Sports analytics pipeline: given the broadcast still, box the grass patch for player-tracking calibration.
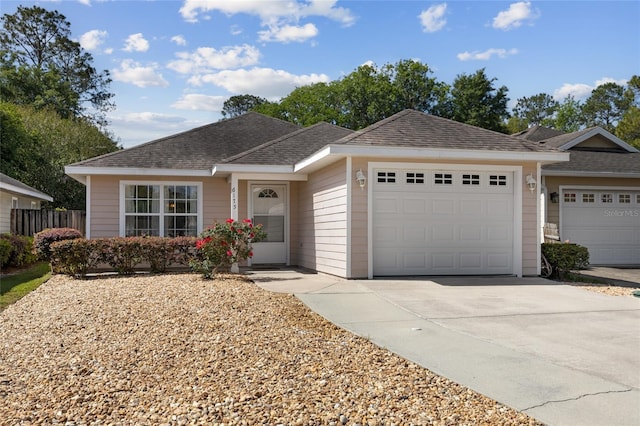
[0,262,51,311]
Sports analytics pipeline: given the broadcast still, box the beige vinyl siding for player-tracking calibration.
[350,157,370,278]
[297,159,348,277]
[522,164,539,276]
[88,175,229,238]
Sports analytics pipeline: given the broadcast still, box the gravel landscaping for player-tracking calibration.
[0,273,541,425]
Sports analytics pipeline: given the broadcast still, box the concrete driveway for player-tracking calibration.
[249,270,640,426]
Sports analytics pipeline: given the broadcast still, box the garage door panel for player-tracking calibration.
[373,169,514,276]
[561,189,639,265]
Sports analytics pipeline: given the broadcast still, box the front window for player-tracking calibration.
[123,183,200,237]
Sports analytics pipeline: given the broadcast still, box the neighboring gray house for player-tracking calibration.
[516,126,640,265]
[0,173,53,234]
[66,110,569,278]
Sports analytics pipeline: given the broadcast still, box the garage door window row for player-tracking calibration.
[376,170,510,190]
[563,191,640,205]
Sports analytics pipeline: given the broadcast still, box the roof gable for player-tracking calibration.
[513,125,566,142]
[531,126,638,152]
[223,122,354,165]
[68,112,300,171]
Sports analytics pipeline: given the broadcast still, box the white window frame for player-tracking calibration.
[11,197,18,209]
[119,181,203,237]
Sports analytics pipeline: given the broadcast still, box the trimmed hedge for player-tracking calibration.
[541,242,590,279]
[0,234,37,269]
[50,236,197,277]
[34,228,83,261]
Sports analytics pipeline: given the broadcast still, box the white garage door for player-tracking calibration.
[373,168,515,276]
[561,189,640,265]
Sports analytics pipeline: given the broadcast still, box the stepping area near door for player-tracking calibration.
[249,268,640,426]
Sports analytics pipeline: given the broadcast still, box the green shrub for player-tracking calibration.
[542,242,590,279]
[50,239,102,277]
[143,236,198,272]
[0,238,12,268]
[190,219,266,279]
[0,234,36,268]
[99,237,146,275]
[33,228,83,261]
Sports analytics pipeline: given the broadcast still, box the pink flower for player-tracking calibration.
[226,218,234,224]
[226,250,233,257]
[249,233,255,239]
[248,251,253,257]
[242,219,252,224]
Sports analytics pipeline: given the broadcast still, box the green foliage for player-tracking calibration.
[142,236,197,273]
[616,107,640,148]
[33,227,83,261]
[191,219,266,279]
[512,93,558,127]
[0,102,119,209]
[439,68,510,133]
[553,95,584,132]
[48,236,197,277]
[0,5,115,127]
[542,243,590,279]
[222,94,268,119]
[49,239,101,277]
[582,82,632,132]
[0,234,37,269]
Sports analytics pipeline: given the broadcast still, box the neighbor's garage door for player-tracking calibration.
[561,189,640,265]
[373,168,515,276]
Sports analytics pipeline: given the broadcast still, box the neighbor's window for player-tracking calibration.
[601,193,613,204]
[582,193,595,203]
[124,183,199,237]
[618,194,631,204]
[564,193,576,203]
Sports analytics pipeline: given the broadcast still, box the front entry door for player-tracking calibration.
[250,184,287,264]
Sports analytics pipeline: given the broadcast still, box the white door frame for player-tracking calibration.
[247,181,290,265]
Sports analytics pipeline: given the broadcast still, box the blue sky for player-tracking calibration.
[4,1,639,148]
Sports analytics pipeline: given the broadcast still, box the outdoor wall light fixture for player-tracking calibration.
[525,174,537,192]
[355,169,367,189]
[550,192,559,203]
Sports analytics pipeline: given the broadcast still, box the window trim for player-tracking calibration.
[119,180,203,237]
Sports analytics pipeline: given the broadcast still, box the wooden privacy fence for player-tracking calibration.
[10,209,86,237]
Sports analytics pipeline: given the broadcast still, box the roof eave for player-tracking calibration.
[64,166,213,184]
[0,182,53,202]
[541,170,640,178]
[294,145,570,172]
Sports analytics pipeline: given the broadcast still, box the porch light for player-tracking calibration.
[525,174,537,192]
[549,192,559,203]
[355,169,367,189]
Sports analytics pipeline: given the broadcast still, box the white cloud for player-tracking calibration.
[191,67,330,99]
[171,94,228,111]
[553,77,629,100]
[167,44,261,74]
[492,2,539,30]
[258,23,319,43]
[171,35,187,46]
[112,59,169,88]
[79,29,107,51]
[123,33,150,52]
[457,48,519,61]
[418,3,447,33]
[179,0,354,43]
[180,0,354,25]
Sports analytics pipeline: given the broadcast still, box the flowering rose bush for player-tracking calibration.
[190,219,266,279]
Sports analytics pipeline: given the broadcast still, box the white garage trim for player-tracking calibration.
[367,162,523,278]
[559,185,640,265]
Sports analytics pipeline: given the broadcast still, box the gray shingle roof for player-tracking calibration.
[542,150,640,174]
[223,122,354,165]
[0,173,52,200]
[513,125,566,142]
[535,127,600,149]
[68,112,300,170]
[338,110,554,152]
